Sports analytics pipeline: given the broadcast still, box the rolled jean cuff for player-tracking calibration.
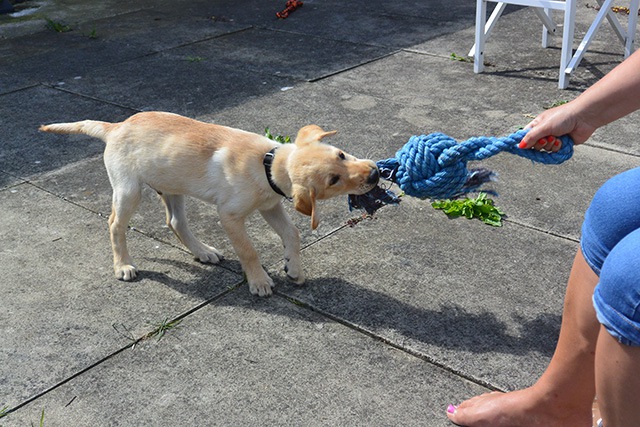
[593,288,640,347]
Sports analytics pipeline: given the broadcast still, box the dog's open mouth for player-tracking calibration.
[347,184,400,215]
[346,166,396,215]
[356,166,380,194]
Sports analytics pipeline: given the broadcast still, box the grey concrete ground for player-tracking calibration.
[1,0,639,425]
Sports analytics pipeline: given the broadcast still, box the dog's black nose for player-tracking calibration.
[367,167,380,185]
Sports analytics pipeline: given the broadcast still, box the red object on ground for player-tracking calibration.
[276,0,303,19]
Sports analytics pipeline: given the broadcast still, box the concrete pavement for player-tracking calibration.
[1,0,639,425]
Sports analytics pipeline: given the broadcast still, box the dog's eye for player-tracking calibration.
[338,151,346,160]
[329,175,340,186]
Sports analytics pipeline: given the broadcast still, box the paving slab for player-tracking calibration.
[321,50,576,125]
[0,86,134,185]
[0,0,156,40]
[317,49,640,154]
[0,183,241,408]
[47,49,299,116]
[167,0,478,48]
[2,289,487,427]
[274,196,573,392]
[166,27,395,82]
[0,9,254,91]
[1,30,147,91]
[0,171,22,191]
[476,146,640,239]
[262,0,477,48]
[72,8,251,53]
[47,26,393,115]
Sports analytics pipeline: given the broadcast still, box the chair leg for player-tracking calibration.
[558,0,576,89]
[470,2,507,56]
[626,0,639,57]
[542,8,551,48]
[474,0,488,73]
[566,0,615,77]
[536,7,557,48]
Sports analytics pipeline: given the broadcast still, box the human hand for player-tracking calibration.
[519,102,596,151]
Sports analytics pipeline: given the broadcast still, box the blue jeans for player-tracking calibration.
[581,166,640,346]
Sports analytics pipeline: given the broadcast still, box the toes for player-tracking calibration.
[249,277,275,297]
[250,282,273,297]
[115,265,137,281]
[284,258,304,284]
[446,392,505,426]
[195,247,224,264]
[287,273,305,285]
[197,253,222,264]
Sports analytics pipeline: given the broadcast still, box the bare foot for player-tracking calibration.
[447,388,592,427]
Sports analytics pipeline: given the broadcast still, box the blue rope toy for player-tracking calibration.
[348,129,574,215]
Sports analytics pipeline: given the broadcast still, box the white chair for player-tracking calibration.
[470,0,640,88]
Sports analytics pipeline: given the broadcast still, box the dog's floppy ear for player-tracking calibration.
[292,185,320,230]
[295,125,337,147]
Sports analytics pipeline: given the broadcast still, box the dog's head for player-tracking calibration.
[288,125,379,230]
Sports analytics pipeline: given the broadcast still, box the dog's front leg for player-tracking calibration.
[219,212,274,296]
[259,204,304,285]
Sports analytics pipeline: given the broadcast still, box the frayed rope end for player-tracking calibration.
[348,185,401,215]
[347,167,497,216]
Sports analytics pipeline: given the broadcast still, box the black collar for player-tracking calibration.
[263,148,290,199]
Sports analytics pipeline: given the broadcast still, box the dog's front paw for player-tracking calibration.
[194,245,224,264]
[115,264,138,281]
[248,273,274,297]
[284,258,305,285]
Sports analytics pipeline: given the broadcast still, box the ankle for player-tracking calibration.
[529,383,594,422]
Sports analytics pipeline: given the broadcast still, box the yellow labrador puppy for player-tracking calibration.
[40,112,379,296]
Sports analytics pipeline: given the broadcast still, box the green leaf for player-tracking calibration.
[45,18,71,33]
[264,127,291,143]
[431,192,505,226]
[450,52,471,63]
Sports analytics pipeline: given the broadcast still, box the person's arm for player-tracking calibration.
[521,49,640,151]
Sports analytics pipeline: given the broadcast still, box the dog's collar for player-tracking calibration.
[263,148,291,200]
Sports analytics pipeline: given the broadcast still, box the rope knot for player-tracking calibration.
[348,129,574,214]
[394,133,469,199]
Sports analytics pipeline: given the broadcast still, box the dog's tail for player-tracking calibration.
[39,120,114,142]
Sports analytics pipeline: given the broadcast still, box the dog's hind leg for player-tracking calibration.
[260,204,304,285]
[160,194,223,264]
[109,186,142,281]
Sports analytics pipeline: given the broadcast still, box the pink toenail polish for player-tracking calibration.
[447,404,457,414]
